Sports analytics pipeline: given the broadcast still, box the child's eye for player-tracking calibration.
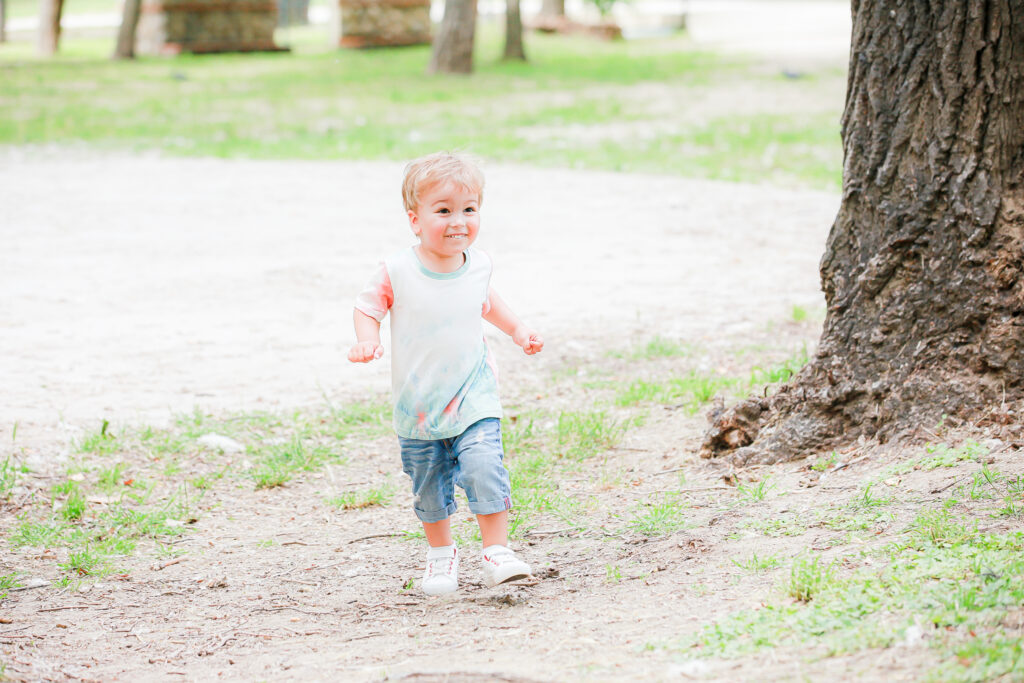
[465,207,476,213]
[437,208,450,214]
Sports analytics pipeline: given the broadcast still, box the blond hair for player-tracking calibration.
[401,152,485,212]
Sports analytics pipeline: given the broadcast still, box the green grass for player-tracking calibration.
[786,556,838,602]
[5,398,387,587]
[0,572,25,600]
[680,497,1024,682]
[628,493,691,536]
[731,552,782,573]
[736,477,775,503]
[0,27,843,189]
[0,457,26,499]
[555,410,629,460]
[886,440,988,476]
[328,483,394,510]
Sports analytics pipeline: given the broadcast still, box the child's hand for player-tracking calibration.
[512,327,544,355]
[348,341,383,363]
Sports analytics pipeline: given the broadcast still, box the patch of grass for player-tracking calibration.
[889,441,988,476]
[931,633,1024,682]
[853,482,893,509]
[681,506,1024,680]
[96,462,129,491]
[615,371,732,413]
[328,483,394,510]
[747,346,809,390]
[741,516,808,537]
[250,435,336,489]
[555,410,628,460]
[736,477,775,503]
[731,552,782,572]
[787,556,839,602]
[59,546,107,577]
[810,451,838,472]
[790,305,808,322]
[0,572,24,600]
[906,508,976,549]
[605,564,623,583]
[12,519,64,547]
[628,493,691,536]
[0,28,843,189]
[60,485,88,521]
[629,336,691,360]
[0,458,25,499]
[77,419,120,455]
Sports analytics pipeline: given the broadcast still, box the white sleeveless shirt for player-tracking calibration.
[355,246,502,440]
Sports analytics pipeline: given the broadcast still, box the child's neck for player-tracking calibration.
[414,246,466,274]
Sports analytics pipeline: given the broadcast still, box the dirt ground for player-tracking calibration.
[4,152,1021,682]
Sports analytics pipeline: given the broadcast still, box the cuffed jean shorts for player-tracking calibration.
[398,417,512,523]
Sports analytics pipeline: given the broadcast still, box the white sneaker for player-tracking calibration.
[422,545,458,596]
[481,545,532,587]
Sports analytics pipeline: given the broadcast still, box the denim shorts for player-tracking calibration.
[398,417,512,523]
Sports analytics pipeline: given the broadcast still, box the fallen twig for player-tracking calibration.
[827,454,871,474]
[931,478,960,494]
[38,604,108,612]
[347,532,404,544]
[153,557,187,571]
[651,467,687,477]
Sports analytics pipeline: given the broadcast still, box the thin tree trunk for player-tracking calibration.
[702,0,1024,464]
[503,0,525,61]
[113,0,142,59]
[428,0,476,74]
[0,0,7,44]
[37,0,63,55]
[540,0,563,17]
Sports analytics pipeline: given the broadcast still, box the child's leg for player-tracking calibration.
[422,518,453,547]
[476,511,507,548]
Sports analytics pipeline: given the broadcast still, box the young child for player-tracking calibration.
[348,152,544,596]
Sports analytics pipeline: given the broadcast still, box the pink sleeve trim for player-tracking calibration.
[354,263,393,322]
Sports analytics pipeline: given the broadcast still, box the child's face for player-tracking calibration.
[408,182,481,270]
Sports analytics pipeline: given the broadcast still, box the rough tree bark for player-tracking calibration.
[503,0,526,61]
[113,0,143,59]
[702,0,1024,465]
[428,0,477,74]
[37,0,64,55]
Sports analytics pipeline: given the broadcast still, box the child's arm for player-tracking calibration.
[348,310,384,362]
[349,264,391,363]
[484,288,544,355]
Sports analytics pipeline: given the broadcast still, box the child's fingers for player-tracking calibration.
[373,345,384,359]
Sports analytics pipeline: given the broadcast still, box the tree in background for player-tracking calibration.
[703,1,1024,463]
[113,0,142,59]
[503,0,525,61]
[539,0,564,18]
[428,0,476,74]
[1,0,7,43]
[37,0,63,54]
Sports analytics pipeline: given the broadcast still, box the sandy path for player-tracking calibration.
[1,153,838,448]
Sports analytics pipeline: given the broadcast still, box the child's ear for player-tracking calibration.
[408,209,421,235]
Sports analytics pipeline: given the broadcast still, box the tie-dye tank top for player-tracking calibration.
[354,246,502,440]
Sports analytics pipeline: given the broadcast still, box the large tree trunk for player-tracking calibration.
[37,0,63,55]
[503,0,525,61]
[702,0,1024,465]
[428,0,476,74]
[113,0,142,59]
